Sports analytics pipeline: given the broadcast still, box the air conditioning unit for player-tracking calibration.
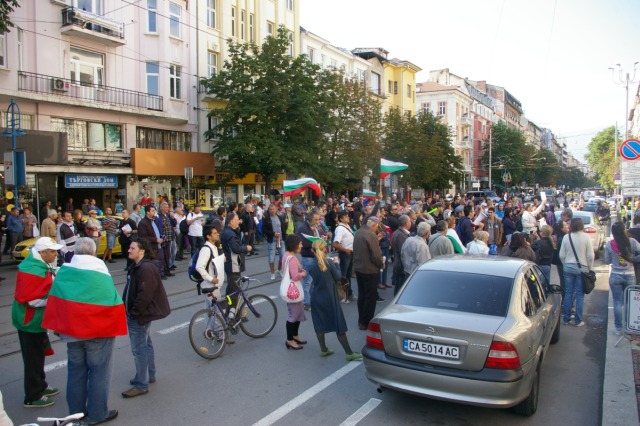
[51,78,70,92]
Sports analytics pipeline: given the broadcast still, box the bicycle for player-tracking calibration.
[34,413,85,426]
[188,276,278,359]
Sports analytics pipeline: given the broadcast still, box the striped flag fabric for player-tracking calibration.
[380,159,408,179]
[302,234,327,245]
[362,190,376,200]
[42,255,127,339]
[283,178,321,197]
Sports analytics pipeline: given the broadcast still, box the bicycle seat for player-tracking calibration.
[201,286,218,294]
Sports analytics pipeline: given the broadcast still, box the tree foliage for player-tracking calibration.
[0,0,19,34]
[585,126,618,189]
[481,122,527,187]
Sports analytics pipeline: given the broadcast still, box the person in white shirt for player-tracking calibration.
[466,231,490,255]
[174,206,186,260]
[521,201,546,236]
[332,211,355,302]
[187,204,205,255]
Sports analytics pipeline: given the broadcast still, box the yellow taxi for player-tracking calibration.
[12,215,123,262]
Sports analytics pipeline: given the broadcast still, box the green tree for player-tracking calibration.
[319,72,383,193]
[528,147,558,187]
[0,0,19,34]
[585,126,618,189]
[203,26,330,189]
[482,122,527,187]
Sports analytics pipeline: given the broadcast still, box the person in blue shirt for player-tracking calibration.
[3,207,24,255]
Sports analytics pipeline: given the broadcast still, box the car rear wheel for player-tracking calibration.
[513,364,540,417]
[550,315,561,344]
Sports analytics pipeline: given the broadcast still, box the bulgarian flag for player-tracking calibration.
[302,234,327,245]
[283,178,321,197]
[380,158,408,179]
[43,255,127,339]
[362,190,376,200]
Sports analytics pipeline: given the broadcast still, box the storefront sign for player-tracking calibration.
[65,174,118,189]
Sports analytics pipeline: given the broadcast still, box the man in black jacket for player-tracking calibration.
[240,203,258,256]
[221,212,252,315]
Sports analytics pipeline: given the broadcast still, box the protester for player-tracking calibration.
[12,237,62,408]
[187,205,206,255]
[332,210,355,303]
[42,238,126,424]
[532,225,555,283]
[308,240,362,361]
[121,239,171,398]
[119,210,138,270]
[101,208,119,264]
[41,210,59,239]
[353,216,384,330]
[262,204,285,280]
[221,212,252,320]
[58,211,79,263]
[391,215,411,294]
[428,220,454,257]
[401,222,431,277]
[297,209,323,310]
[467,230,490,255]
[282,235,307,350]
[197,225,228,343]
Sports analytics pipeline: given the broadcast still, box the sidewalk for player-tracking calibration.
[602,289,640,425]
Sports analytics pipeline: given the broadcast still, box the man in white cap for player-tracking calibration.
[12,237,63,408]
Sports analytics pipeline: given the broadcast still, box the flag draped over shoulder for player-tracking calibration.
[43,255,127,339]
[283,178,321,197]
[380,159,408,179]
[12,252,54,333]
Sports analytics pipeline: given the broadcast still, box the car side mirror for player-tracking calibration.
[549,284,562,294]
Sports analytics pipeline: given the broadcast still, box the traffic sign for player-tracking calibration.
[620,139,640,160]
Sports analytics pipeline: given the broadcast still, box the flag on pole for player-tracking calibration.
[380,159,408,179]
[362,189,376,200]
[283,178,321,197]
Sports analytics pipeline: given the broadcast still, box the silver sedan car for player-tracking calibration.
[363,256,562,417]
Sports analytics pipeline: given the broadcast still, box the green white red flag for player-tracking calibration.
[302,234,327,245]
[43,255,127,339]
[283,178,321,197]
[380,159,408,179]
[362,190,376,200]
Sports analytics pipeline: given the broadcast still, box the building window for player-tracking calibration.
[170,64,181,99]
[136,127,191,151]
[240,10,245,40]
[287,31,293,56]
[393,81,398,95]
[330,59,337,69]
[358,69,366,81]
[370,71,381,96]
[169,3,181,38]
[70,47,104,87]
[207,116,220,141]
[439,101,446,116]
[267,21,274,36]
[231,7,236,37]
[286,0,294,11]
[146,62,159,95]
[0,32,5,68]
[307,47,314,63]
[407,84,411,98]
[207,51,218,78]
[388,80,392,94]
[52,118,122,151]
[147,0,157,32]
[17,28,23,70]
[1,112,33,130]
[249,14,255,42]
[206,0,216,29]
[422,102,430,115]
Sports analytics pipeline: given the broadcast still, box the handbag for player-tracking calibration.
[568,233,596,294]
[336,278,349,301]
[32,223,40,237]
[279,255,304,303]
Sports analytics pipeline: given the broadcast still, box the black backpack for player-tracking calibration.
[188,246,214,293]
[179,217,189,235]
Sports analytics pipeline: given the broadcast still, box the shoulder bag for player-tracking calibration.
[280,255,304,303]
[568,233,596,294]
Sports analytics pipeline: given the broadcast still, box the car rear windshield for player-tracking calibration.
[574,214,592,224]
[397,270,513,317]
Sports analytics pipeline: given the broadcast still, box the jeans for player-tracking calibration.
[562,263,584,324]
[338,251,353,298]
[538,265,551,285]
[189,236,204,256]
[169,240,177,268]
[267,241,282,266]
[610,273,635,329]
[66,338,115,422]
[127,317,155,390]
[300,256,316,305]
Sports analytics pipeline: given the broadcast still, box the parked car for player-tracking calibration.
[554,210,604,258]
[607,196,621,210]
[12,215,123,262]
[466,190,501,203]
[363,256,562,417]
[581,202,599,212]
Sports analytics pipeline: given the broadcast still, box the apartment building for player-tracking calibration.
[195,0,299,202]
[0,0,212,214]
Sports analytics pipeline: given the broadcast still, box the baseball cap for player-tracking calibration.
[33,237,63,251]
[284,203,292,208]
[366,216,380,226]
[454,205,464,214]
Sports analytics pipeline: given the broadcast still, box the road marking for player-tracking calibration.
[157,295,278,335]
[44,360,67,373]
[339,398,382,426]
[252,362,361,426]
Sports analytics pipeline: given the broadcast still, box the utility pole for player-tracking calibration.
[488,128,492,190]
[610,63,639,140]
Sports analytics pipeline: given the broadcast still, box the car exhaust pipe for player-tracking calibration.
[377,386,385,393]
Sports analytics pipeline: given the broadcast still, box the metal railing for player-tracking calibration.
[18,71,163,111]
[61,6,125,41]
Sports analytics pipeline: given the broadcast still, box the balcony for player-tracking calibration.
[18,71,163,112]
[61,6,125,47]
[460,113,472,127]
[459,135,472,150]
[198,79,219,102]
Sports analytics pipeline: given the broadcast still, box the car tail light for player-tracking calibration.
[584,227,596,234]
[484,341,521,369]
[366,322,384,350]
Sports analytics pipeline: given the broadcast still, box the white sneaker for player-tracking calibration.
[270,273,276,280]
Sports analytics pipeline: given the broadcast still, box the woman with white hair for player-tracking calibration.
[467,231,490,255]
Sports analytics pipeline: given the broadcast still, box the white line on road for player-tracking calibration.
[252,362,362,426]
[339,398,382,426]
[44,360,67,373]
[157,295,278,335]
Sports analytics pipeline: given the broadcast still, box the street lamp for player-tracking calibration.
[609,63,639,139]
[2,99,26,199]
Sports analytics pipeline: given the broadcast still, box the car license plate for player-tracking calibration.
[403,338,459,359]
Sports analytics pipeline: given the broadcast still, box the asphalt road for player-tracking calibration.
[0,244,609,425]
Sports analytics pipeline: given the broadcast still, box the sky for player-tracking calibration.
[300,0,640,163]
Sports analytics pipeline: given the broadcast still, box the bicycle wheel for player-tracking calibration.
[239,294,277,338]
[189,308,227,359]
